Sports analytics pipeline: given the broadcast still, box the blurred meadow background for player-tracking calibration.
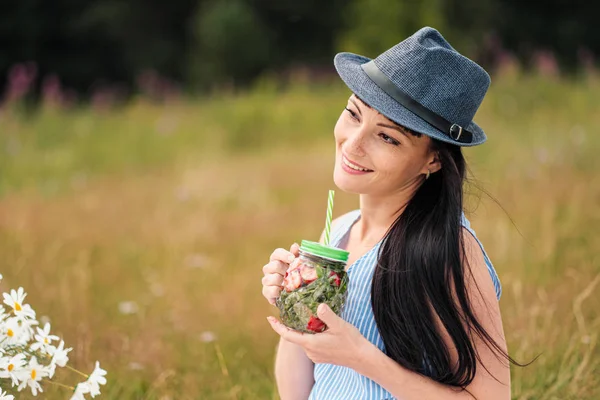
[1,1,599,399]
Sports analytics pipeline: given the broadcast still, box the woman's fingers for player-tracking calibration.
[262,273,284,287]
[263,244,298,305]
[290,242,300,257]
[262,260,288,276]
[270,248,296,264]
[262,285,282,305]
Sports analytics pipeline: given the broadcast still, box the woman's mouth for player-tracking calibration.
[341,155,374,175]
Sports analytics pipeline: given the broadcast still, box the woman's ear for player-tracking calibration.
[426,151,442,174]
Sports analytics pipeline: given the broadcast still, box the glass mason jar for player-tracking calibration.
[276,240,350,334]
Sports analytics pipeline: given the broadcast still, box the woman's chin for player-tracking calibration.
[333,169,368,194]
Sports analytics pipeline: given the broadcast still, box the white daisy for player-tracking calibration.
[70,382,91,400]
[86,361,107,397]
[0,388,14,400]
[0,317,27,346]
[0,353,27,387]
[47,340,72,378]
[1,314,38,346]
[16,356,48,396]
[31,322,60,353]
[2,288,35,319]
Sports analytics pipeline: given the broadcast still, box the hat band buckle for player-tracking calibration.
[449,124,463,141]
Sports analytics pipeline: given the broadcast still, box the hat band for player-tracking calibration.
[361,61,473,144]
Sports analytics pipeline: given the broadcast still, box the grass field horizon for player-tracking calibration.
[0,72,599,399]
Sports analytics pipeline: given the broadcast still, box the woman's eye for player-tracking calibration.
[344,107,358,120]
[379,133,400,146]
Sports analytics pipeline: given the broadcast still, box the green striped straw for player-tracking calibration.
[323,190,335,246]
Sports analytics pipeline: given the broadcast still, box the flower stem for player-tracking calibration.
[65,364,89,379]
[43,379,74,390]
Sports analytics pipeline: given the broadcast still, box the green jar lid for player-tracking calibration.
[300,240,349,263]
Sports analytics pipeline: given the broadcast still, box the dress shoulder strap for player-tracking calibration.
[329,209,361,248]
[461,212,502,300]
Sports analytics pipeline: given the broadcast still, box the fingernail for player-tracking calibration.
[287,255,295,262]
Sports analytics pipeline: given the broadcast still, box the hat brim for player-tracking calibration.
[334,52,487,147]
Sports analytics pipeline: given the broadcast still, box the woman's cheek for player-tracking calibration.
[374,153,403,181]
[333,116,346,142]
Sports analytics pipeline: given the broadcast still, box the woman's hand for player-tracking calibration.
[262,243,300,306]
[267,303,370,369]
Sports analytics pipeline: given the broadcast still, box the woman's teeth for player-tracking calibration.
[343,156,372,172]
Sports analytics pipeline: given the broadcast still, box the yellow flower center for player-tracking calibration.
[7,329,13,337]
[31,369,36,379]
[8,364,14,372]
[44,338,48,344]
[14,302,22,312]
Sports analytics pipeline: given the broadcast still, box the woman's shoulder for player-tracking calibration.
[331,208,360,229]
[331,209,361,233]
[460,211,503,301]
[336,209,361,224]
[460,210,471,229]
[460,212,485,245]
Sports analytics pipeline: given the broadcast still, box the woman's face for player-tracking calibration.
[333,94,440,196]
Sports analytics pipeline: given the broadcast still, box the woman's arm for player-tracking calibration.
[351,227,511,400]
[274,338,315,400]
[273,215,347,399]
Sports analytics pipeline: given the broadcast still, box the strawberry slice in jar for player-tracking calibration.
[283,268,302,292]
[300,264,318,285]
[328,271,341,287]
[307,315,326,332]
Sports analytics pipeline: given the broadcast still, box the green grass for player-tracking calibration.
[0,71,599,399]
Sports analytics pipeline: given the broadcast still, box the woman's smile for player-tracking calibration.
[341,154,374,175]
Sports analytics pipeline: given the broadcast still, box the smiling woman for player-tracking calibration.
[263,26,533,400]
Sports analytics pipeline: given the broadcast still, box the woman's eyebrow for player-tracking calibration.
[377,123,413,142]
[348,98,362,115]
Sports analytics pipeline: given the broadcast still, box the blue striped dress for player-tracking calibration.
[308,209,502,400]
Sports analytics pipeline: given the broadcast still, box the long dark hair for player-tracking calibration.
[371,135,534,394]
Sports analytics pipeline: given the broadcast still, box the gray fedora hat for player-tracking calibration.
[334,26,490,146]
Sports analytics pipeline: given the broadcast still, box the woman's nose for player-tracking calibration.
[343,127,368,157]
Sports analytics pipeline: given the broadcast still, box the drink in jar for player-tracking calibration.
[276,240,349,333]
